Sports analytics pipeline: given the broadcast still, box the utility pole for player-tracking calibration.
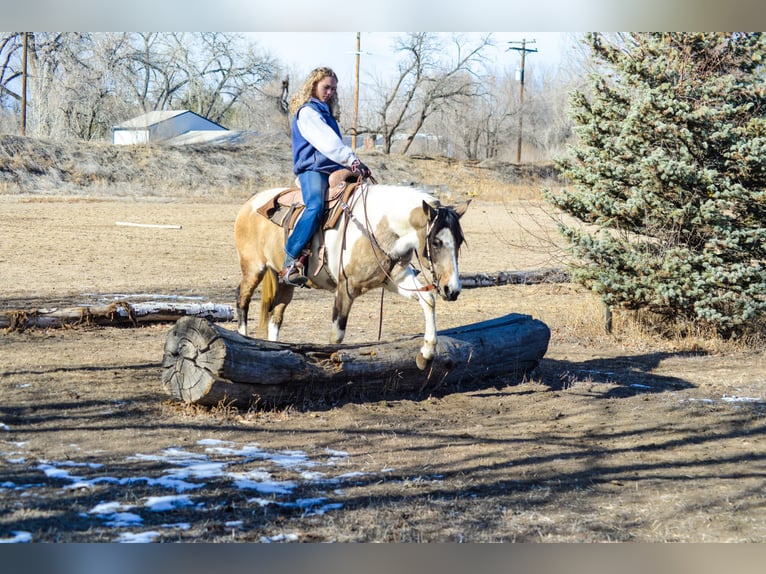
[352,33,361,150]
[21,32,28,136]
[508,38,537,164]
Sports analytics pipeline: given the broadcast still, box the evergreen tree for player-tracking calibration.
[546,33,766,336]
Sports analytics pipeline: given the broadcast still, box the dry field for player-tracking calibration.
[1,137,766,542]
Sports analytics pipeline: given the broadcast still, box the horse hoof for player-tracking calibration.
[416,352,432,371]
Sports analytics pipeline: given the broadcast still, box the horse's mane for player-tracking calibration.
[431,201,466,250]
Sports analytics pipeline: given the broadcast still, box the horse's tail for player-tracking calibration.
[257,267,277,337]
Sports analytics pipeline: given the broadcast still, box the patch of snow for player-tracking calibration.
[721,395,763,403]
[114,531,161,543]
[300,470,326,481]
[104,512,144,528]
[164,461,228,480]
[90,501,133,514]
[259,533,300,543]
[197,438,234,446]
[9,436,372,537]
[232,473,297,494]
[144,495,195,512]
[0,531,32,543]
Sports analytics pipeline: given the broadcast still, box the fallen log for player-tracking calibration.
[161,313,551,409]
[1,301,234,332]
[459,268,571,288]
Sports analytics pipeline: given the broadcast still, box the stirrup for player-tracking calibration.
[279,262,308,287]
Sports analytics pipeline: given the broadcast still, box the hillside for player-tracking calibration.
[0,133,559,200]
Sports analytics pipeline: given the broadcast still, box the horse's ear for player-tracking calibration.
[422,200,438,220]
[453,200,470,218]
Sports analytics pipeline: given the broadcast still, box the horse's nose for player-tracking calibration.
[442,285,461,301]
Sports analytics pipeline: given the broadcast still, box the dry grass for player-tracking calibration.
[3,135,766,543]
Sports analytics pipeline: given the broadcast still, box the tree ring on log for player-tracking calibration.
[162,316,227,403]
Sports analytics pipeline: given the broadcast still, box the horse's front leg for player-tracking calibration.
[389,272,437,370]
[331,285,356,344]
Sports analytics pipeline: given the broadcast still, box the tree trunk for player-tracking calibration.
[161,313,550,409]
[0,302,233,331]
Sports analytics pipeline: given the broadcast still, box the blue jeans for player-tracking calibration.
[285,170,328,260]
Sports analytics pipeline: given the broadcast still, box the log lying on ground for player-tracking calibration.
[1,301,234,331]
[459,268,571,288]
[161,313,551,409]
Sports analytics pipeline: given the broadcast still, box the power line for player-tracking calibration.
[21,32,28,136]
[346,33,374,150]
[507,38,537,164]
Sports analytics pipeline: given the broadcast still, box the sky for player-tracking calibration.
[249,32,574,88]
[5,1,766,32]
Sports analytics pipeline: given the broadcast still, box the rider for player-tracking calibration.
[280,66,372,286]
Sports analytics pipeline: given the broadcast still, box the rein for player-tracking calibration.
[336,183,450,341]
[339,185,437,294]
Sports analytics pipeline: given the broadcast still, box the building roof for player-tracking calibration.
[113,110,226,131]
[165,130,242,145]
[113,110,190,129]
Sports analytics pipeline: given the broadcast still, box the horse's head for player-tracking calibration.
[422,200,469,301]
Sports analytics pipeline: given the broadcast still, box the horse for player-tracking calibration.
[234,179,469,370]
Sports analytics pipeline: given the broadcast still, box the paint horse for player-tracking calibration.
[234,177,468,369]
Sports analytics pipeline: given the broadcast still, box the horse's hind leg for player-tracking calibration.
[236,264,266,337]
[254,270,294,340]
[264,278,295,341]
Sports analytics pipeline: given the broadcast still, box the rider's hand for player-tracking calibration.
[350,159,372,179]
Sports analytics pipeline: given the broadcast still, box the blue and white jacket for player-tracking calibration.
[292,98,358,175]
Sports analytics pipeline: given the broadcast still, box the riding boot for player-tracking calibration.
[279,254,308,287]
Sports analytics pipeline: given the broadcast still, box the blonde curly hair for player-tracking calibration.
[289,67,340,119]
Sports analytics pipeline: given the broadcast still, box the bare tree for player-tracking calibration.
[0,34,23,107]
[169,32,278,125]
[18,32,82,138]
[0,30,580,160]
[121,32,188,113]
[427,35,587,162]
[438,71,515,160]
[228,74,292,136]
[59,33,137,140]
[0,32,279,140]
[370,33,491,155]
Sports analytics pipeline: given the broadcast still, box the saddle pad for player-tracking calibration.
[254,187,301,222]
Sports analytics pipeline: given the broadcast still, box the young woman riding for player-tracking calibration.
[281,66,372,286]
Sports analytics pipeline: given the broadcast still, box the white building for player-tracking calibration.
[112,110,228,145]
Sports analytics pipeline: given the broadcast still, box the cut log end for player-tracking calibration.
[161,316,227,403]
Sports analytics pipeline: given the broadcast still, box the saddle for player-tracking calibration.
[255,169,361,232]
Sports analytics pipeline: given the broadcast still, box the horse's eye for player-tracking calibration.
[432,238,443,249]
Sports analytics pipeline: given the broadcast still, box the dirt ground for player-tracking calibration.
[1,194,766,542]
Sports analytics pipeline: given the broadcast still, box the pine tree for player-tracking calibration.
[546,33,766,336]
